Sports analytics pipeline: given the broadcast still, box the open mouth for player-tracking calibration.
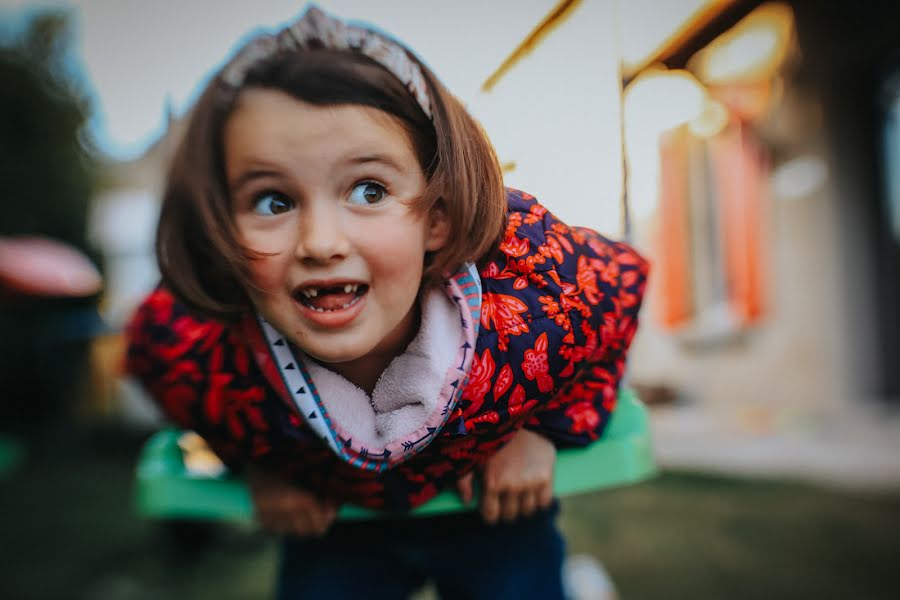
[293,282,369,313]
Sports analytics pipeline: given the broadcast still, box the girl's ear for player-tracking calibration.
[425,199,451,252]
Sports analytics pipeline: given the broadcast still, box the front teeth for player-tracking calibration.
[300,284,358,298]
[341,296,361,309]
[308,295,361,312]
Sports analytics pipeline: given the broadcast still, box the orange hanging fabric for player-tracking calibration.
[655,128,694,329]
[710,122,768,325]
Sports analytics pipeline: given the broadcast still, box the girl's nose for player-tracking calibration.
[294,202,350,264]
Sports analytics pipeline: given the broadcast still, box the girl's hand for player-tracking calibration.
[246,466,337,537]
[456,428,556,524]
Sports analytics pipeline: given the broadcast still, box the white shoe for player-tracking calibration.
[562,554,618,600]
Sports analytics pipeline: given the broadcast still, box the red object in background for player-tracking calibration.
[710,122,768,324]
[0,236,102,298]
[656,129,695,328]
[655,122,768,329]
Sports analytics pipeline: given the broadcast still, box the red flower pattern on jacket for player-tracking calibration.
[564,400,601,437]
[480,292,529,351]
[460,349,496,416]
[522,333,554,393]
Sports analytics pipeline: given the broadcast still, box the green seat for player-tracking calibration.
[135,388,655,521]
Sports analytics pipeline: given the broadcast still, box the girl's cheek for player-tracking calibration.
[246,255,288,291]
[234,229,284,289]
[239,227,291,256]
[386,245,429,287]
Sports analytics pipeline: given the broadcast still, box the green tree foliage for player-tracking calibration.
[0,11,94,252]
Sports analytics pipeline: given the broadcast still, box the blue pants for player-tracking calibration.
[276,503,566,599]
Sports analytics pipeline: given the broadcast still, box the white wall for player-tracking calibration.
[467,0,624,235]
[88,188,160,326]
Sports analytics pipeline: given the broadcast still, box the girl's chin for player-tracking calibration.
[303,349,373,371]
[297,336,374,366]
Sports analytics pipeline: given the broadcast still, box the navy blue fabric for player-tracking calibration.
[276,504,566,599]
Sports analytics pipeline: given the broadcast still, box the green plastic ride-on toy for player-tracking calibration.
[135,388,655,522]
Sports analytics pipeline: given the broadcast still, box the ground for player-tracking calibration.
[1,429,899,599]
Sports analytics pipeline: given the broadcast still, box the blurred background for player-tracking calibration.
[1,0,899,598]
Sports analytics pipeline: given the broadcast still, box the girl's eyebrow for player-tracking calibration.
[230,168,281,191]
[346,154,405,173]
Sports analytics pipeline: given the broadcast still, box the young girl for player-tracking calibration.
[126,5,648,598]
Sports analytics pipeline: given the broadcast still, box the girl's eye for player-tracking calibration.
[252,192,294,216]
[347,182,387,206]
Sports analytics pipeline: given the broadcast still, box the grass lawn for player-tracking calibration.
[560,473,900,599]
[1,431,898,599]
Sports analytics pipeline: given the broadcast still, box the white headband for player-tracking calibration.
[221,4,433,119]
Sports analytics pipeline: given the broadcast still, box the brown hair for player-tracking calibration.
[157,41,506,321]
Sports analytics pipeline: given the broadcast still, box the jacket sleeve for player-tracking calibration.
[124,286,244,468]
[524,229,649,447]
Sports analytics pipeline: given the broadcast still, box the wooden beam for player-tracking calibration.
[623,0,734,77]
[481,0,584,93]
[624,0,765,84]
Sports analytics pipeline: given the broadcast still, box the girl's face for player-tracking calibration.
[225,89,449,375]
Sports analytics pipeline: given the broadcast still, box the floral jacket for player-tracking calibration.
[126,189,648,510]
